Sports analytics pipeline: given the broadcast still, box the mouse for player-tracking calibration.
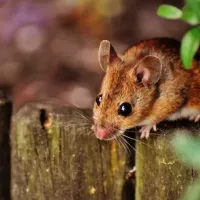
[92,38,200,140]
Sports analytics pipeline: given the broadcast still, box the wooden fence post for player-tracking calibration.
[11,103,135,200]
[136,121,200,200]
[11,102,198,200]
[0,90,12,200]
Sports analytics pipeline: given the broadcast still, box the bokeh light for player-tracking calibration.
[0,0,187,112]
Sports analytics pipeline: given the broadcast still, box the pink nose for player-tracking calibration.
[95,126,112,140]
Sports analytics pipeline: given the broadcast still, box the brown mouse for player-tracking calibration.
[92,38,200,140]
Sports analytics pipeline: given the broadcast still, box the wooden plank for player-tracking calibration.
[136,121,200,200]
[11,103,135,200]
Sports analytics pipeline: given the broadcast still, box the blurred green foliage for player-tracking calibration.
[157,0,200,69]
[173,135,200,200]
[182,179,200,200]
[173,134,200,169]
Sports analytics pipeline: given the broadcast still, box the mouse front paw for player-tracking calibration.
[189,114,200,122]
[139,124,157,139]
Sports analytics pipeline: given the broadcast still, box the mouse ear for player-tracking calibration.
[135,55,162,87]
[98,40,120,71]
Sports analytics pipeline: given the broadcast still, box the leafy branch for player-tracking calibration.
[157,0,200,69]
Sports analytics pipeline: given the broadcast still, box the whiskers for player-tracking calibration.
[122,134,152,148]
[117,134,144,159]
[122,129,173,152]
[54,104,94,136]
[127,129,170,138]
[76,111,92,123]
[107,128,146,159]
[118,135,135,156]
[72,104,93,123]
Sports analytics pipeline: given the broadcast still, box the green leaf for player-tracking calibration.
[157,5,182,19]
[181,5,200,25]
[173,134,200,168]
[181,179,200,200]
[186,0,200,20]
[180,27,200,69]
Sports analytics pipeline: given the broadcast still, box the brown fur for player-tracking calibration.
[93,38,200,137]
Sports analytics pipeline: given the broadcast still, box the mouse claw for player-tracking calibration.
[153,125,157,131]
[139,124,157,139]
[189,114,200,123]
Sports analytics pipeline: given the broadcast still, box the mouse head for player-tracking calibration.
[93,40,162,140]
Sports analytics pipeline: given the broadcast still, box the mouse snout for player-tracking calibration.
[94,125,116,140]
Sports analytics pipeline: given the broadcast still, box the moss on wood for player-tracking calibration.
[11,103,132,200]
[136,121,200,200]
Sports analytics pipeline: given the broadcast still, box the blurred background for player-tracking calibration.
[0,0,189,112]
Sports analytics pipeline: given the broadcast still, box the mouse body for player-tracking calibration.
[92,38,200,140]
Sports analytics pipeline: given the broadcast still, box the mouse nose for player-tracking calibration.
[95,126,114,140]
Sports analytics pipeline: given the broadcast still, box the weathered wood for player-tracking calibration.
[11,103,135,200]
[136,121,200,200]
[0,91,12,200]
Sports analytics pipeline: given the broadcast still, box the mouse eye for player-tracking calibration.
[96,94,102,106]
[118,102,132,116]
